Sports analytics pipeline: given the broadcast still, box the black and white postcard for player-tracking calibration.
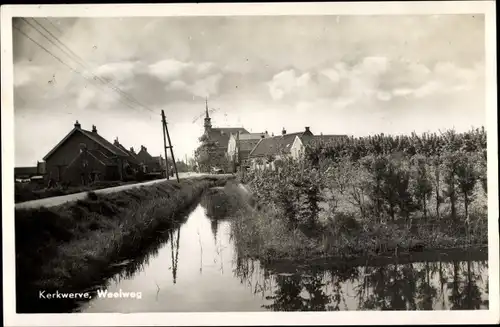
[1,2,498,326]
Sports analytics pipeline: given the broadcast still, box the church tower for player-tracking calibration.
[204,97,212,133]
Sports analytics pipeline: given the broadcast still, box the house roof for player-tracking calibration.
[43,127,130,161]
[137,147,154,163]
[114,141,140,165]
[88,149,116,166]
[207,127,249,149]
[249,132,310,157]
[238,133,266,140]
[301,134,349,146]
[239,139,261,152]
[81,129,130,156]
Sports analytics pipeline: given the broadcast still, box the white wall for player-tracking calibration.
[227,135,237,158]
[290,136,304,160]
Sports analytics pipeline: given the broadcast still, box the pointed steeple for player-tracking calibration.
[205,97,209,118]
[204,97,212,133]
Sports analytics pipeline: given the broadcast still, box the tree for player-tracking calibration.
[442,152,460,221]
[411,155,433,220]
[455,152,478,221]
[194,134,228,173]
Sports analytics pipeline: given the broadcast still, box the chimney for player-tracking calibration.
[305,126,310,133]
[130,147,135,154]
[282,127,286,135]
[92,125,97,133]
[114,137,119,146]
[74,120,81,129]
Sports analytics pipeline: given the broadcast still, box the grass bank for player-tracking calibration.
[229,178,487,266]
[15,175,233,313]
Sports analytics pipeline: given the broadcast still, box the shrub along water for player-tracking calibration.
[234,127,487,264]
[15,176,232,313]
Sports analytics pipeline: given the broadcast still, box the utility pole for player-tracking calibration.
[161,110,180,183]
[161,113,170,180]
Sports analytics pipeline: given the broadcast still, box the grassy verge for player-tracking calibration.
[15,175,232,313]
[224,179,487,266]
[14,180,138,203]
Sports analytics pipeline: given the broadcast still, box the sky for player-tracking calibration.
[12,14,486,167]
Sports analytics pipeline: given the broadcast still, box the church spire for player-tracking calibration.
[204,97,212,132]
[205,97,209,118]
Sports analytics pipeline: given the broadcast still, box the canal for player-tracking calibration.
[77,189,489,312]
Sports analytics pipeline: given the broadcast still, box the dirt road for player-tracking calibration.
[15,172,208,210]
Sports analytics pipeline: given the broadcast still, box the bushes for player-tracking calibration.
[236,127,487,263]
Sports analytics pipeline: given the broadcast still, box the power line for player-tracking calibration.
[30,17,156,113]
[13,24,142,112]
[42,17,63,34]
[23,17,154,113]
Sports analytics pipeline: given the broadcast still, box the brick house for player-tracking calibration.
[136,145,167,174]
[42,121,134,185]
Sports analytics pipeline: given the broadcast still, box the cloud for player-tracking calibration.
[95,61,141,82]
[14,63,44,87]
[148,59,192,82]
[268,56,391,102]
[268,70,303,100]
[390,61,484,99]
[188,73,223,98]
[166,73,223,98]
[320,69,341,83]
[377,91,392,101]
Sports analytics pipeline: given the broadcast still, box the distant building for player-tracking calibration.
[228,132,268,167]
[290,134,348,160]
[136,145,168,174]
[248,127,314,170]
[202,99,249,156]
[14,161,46,181]
[42,121,136,185]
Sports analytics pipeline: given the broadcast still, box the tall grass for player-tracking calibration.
[15,176,232,313]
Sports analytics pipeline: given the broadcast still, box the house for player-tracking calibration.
[112,139,141,177]
[201,99,249,156]
[136,145,167,174]
[227,132,269,162]
[42,121,134,185]
[14,161,46,181]
[290,134,348,160]
[248,127,314,170]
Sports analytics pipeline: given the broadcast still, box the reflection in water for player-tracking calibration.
[79,201,489,313]
[170,227,180,284]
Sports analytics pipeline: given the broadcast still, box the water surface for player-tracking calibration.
[79,201,489,312]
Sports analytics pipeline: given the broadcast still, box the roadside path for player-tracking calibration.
[15,172,208,210]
